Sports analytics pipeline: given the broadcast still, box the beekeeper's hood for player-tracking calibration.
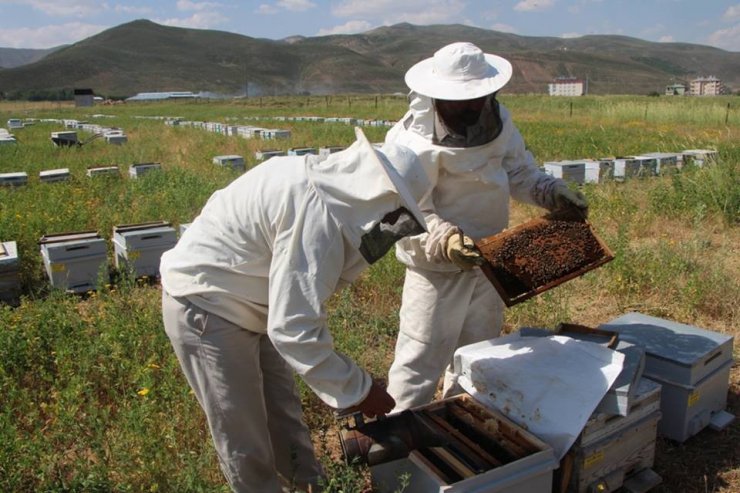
[307,127,430,262]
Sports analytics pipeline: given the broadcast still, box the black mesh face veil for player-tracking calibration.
[433,92,503,148]
[359,207,425,264]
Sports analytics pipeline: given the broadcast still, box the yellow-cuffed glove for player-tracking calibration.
[445,232,485,270]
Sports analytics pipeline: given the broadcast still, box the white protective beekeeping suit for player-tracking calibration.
[384,42,578,412]
[160,128,429,493]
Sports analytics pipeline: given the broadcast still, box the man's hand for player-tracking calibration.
[356,381,395,418]
[550,183,589,221]
[446,232,484,270]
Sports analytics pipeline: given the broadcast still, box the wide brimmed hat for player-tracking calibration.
[405,42,513,101]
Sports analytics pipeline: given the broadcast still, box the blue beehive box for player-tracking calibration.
[601,312,734,442]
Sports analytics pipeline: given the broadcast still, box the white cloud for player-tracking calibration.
[706,23,740,51]
[4,0,106,18]
[514,0,555,12]
[560,32,581,38]
[492,23,518,33]
[177,0,221,12]
[659,35,674,42]
[0,22,106,48]
[277,0,316,12]
[114,4,153,15]
[157,11,229,29]
[724,4,740,20]
[255,0,315,15]
[332,0,465,23]
[255,4,278,14]
[317,20,372,36]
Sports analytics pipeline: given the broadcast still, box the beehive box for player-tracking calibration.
[681,149,718,167]
[631,156,659,177]
[584,161,603,184]
[594,342,646,417]
[567,378,662,493]
[543,161,587,184]
[39,231,107,293]
[50,131,78,147]
[475,218,614,307]
[287,147,317,156]
[0,172,28,186]
[640,152,679,175]
[113,221,177,278]
[212,155,245,171]
[86,165,119,177]
[601,312,735,442]
[105,132,127,145]
[365,395,558,493]
[0,241,21,304]
[613,157,641,181]
[262,129,291,140]
[255,150,286,161]
[7,118,23,129]
[129,162,162,178]
[39,168,70,183]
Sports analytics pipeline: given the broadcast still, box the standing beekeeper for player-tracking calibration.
[160,127,430,493]
[384,42,589,411]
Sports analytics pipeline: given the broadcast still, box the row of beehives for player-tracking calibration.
[0,153,290,186]
[0,162,163,186]
[0,221,190,302]
[250,115,396,127]
[543,149,718,184]
[57,118,127,145]
[3,117,128,146]
[364,312,734,493]
[162,117,292,140]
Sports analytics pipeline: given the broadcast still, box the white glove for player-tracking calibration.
[445,232,484,270]
[550,182,588,220]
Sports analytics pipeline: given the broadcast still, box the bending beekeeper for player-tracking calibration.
[160,127,430,493]
[384,42,589,411]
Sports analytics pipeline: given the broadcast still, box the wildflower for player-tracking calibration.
[137,387,150,396]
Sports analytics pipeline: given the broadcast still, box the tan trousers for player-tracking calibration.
[162,290,324,493]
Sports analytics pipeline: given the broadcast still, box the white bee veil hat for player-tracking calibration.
[405,42,513,100]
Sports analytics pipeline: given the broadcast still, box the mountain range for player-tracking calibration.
[0,19,738,98]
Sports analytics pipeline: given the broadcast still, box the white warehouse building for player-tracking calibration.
[548,77,587,96]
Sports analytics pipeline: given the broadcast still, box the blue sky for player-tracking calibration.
[0,0,738,51]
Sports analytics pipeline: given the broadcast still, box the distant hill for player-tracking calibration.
[0,46,61,69]
[0,20,738,98]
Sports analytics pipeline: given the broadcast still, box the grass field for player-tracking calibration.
[0,95,738,492]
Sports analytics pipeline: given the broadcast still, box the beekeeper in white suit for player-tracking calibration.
[384,42,588,411]
[160,127,430,493]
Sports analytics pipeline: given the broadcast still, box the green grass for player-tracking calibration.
[1,96,738,492]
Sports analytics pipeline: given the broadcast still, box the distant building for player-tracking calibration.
[74,88,95,107]
[690,76,728,96]
[548,77,586,96]
[665,83,687,96]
